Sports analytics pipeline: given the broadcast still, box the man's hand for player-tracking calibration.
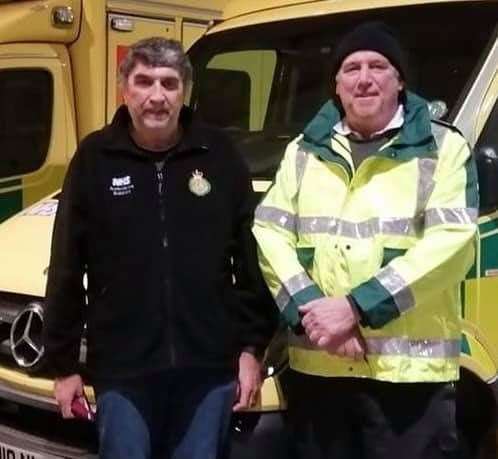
[54,374,83,419]
[233,351,262,412]
[326,326,366,360]
[299,296,359,348]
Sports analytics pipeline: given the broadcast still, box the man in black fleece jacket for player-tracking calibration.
[43,37,277,459]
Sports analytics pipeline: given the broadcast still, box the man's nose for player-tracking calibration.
[357,65,372,87]
[150,81,166,101]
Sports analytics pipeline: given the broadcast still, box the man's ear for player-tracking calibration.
[184,80,192,103]
[120,81,129,104]
[397,72,405,92]
[333,74,340,97]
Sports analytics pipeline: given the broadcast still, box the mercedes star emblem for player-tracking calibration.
[10,302,45,368]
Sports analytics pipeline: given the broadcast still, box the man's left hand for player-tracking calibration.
[233,351,262,412]
[299,296,359,348]
[326,326,366,360]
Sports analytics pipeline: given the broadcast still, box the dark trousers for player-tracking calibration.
[94,368,237,459]
[285,370,458,459]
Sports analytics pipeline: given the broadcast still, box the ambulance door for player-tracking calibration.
[465,67,498,359]
[0,44,76,222]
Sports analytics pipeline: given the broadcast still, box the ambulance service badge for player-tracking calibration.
[188,169,211,196]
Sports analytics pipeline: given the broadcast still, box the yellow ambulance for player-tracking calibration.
[0,0,497,457]
[0,0,226,222]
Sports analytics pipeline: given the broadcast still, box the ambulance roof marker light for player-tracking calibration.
[52,6,74,27]
[111,17,135,32]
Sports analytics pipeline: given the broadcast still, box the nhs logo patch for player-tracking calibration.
[112,176,131,187]
[110,175,134,196]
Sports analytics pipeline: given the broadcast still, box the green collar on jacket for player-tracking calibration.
[298,91,438,172]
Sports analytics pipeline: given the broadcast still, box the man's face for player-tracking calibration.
[335,50,403,135]
[122,62,185,137]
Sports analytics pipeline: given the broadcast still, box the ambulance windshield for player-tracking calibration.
[189,2,498,179]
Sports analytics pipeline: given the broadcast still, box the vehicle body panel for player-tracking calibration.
[218,0,478,33]
[0,0,81,45]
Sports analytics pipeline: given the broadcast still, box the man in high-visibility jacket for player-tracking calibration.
[253,21,478,459]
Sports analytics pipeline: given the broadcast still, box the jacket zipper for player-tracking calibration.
[156,163,177,366]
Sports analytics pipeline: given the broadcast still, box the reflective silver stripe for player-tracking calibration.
[295,148,309,190]
[289,333,460,358]
[297,216,339,234]
[275,272,314,312]
[258,204,473,239]
[366,337,460,358]
[294,207,473,237]
[431,122,448,150]
[425,207,478,227]
[379,217,419,236]
[275,288,291,313]
[416,158,437,215]
[376,265,415,313]
[297,216,417,238]
[254,206,296,232]
[339,219,373,239]
[283,271,314,295]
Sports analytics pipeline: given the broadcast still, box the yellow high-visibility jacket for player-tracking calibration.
[253,93,478,382]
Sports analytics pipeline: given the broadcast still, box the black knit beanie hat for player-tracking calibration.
[332,21,407,80]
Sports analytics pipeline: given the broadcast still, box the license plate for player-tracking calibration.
[0,441,61,459]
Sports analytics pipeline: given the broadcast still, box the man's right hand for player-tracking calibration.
[299,296,359,348]
[54,374,83,418]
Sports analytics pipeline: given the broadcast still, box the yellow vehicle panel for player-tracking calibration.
[0,0,81,44]
[0,365,284,411]
[0,43,76,221]
[218,0,476,32]
[108,0,227,20]
[464,210,498,379]
[0,198,57,296]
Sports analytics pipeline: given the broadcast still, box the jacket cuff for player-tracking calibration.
[240,345,265,361]
[346,294,369,328]
[349,278,400,329]
[281,283,324,330]
[47,357,81,378]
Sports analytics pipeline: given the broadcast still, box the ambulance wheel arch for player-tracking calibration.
[458,315,498,454]
[0,43,76,222]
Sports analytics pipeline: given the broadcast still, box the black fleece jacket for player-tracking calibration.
[43,105,277,381]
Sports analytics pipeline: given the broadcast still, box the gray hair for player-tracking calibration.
[119,37,193,86]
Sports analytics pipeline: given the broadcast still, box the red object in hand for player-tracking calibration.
[71,394,95,421]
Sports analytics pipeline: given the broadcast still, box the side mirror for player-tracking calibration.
[476,146,498,214]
